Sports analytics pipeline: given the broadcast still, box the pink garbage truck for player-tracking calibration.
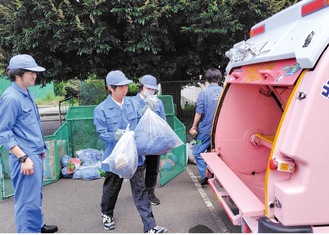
[201,0,329,233]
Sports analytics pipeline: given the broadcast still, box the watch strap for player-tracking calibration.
[18,155,28,163]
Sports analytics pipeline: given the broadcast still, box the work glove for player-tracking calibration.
[141,106,149,115]
[114,129,125,141]
[144,97,155,110]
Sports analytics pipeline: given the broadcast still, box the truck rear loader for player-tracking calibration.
[202,0,329,232]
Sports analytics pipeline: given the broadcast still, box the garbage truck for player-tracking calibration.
[201,0,329,233]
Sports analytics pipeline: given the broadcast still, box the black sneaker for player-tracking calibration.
[41,224,58,233]
[149,192,160,206]
[145,226,168,233]
[102,214,116,230]
[200,177,208,185]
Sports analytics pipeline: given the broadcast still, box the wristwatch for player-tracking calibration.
[18,155,28,163]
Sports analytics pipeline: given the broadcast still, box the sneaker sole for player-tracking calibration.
[103,225,116,230]
[150,200,160,206]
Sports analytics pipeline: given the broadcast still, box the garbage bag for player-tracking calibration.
[135,108,184,156]
[82,160,101,168]
[60,155,71,168]
[102,125,138,179]
[160,158,175,171]
[66,158,82,174]
[75,148,103,163]
[61,167,73,178]
[72,167,101,180]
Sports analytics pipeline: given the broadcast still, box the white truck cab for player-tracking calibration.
[202,0,329,232]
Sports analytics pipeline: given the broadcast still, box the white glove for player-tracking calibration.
[144,97,155,110]
[114,129,125,141]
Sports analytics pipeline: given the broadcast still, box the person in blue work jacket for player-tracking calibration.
[133,75,166,206]
[189,68,223,185]
[93,70,167,233]
[0,54,58,233]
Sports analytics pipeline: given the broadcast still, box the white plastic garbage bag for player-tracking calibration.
[102,125,138,179]
[135,108,184,156]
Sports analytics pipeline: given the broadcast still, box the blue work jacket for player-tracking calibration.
[0,82,45,155]
[196,84,223,134]
[93,95,144,171]
[134,93,166,121]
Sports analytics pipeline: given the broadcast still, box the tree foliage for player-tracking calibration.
[0,0,296,84]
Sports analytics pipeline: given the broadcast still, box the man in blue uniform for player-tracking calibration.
[93,70,167,233]
[0,54,58,233]
[133,75,166,206]
[189,68,223,185]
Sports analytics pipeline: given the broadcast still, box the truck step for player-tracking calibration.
[202,152,264,225]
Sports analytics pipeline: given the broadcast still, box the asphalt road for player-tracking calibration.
[0,164,241,233]
[0,107,241,233]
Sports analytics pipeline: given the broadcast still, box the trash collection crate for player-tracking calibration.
[0,145,14,199]
[0,95,186,199]
[44,122,70,184]
[0,122,70,199]
[65,105,105,157]
[158,95,175,128]
[158,95,186,186]
[159,116,186,186]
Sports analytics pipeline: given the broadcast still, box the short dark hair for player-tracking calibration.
[205,68,222,83]
[7,68,27,82]
[138,84,144,92]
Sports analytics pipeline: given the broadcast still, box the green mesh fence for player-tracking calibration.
[158,95,175,129]
[43,122,70,186]
[159,115,186,186]
[0,95,186,199]
[0,77,54,99]
[0,145,14,199]
[65,105,105,157]
[0,122,70,199]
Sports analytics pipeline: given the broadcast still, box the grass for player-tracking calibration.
[36,93,64,107]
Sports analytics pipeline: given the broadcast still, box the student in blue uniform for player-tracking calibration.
[133,75,166,206]
[0,54,58,233]
[189,68,223,185]
[93,70,167,233]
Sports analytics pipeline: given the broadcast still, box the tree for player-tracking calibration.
[0,0,296,104]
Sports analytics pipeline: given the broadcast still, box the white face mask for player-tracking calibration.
[143,88,155,97]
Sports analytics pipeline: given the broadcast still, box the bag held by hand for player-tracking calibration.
[135,108,184,156]
[102,125,138,179]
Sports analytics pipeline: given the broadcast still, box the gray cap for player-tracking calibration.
[141,75,158,90]
[106,70,133,86]
[8,54,45,72]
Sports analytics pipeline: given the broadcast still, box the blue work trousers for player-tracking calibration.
[9,154,44,233]
[193,132,210,179]
[101,165,156,232]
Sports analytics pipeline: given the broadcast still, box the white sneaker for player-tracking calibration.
[145,226,168,233]
[102,214,116,230]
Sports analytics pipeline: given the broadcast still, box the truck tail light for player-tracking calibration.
[301,0,329,17]
[250,24,265,38]
[269,158,295,173]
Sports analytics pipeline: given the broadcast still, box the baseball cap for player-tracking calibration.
[106,70,133,86]
[7,54,45,72]
[141,75,158,90]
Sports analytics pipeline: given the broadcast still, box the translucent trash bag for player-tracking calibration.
[135,108,184,156]
[102,125,138,179]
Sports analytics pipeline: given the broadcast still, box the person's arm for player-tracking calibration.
[189,91,205,136]
[10,145,34,175]
[0,94,34,175]
[93,107,117,143]
[189,113,202,136]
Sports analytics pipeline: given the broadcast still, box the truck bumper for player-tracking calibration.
[258,216,312,233]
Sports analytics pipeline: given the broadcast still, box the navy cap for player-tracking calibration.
[106,70,133,86]
[141,75,158,90]
[7,54,45,72]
